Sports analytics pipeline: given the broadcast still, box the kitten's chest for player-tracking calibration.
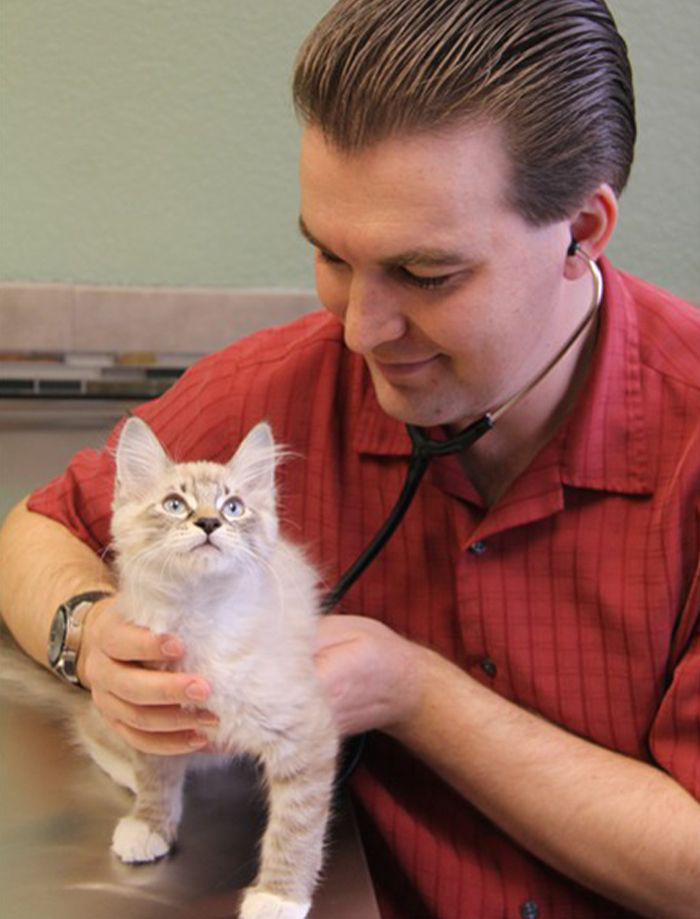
[182,638,292,704]
[128,593,319,750]
[182,635,317,754]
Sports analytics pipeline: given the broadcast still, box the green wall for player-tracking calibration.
[1,0,698,298]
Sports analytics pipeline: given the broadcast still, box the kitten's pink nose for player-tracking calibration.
[194,517,221,535]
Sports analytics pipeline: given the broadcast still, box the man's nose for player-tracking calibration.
[342,276,406,356]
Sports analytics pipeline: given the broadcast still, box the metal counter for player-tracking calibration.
[0,399,380,919]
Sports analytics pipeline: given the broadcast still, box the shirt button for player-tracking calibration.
[480,657,497,678]
[469,540,487,555]
[520,900,540,919]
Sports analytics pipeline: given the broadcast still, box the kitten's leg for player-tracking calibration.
[240,731,338,919]
[111,754,188,864]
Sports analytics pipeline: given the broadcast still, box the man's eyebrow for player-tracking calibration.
[298,216,469,267]
[382,249,468,268]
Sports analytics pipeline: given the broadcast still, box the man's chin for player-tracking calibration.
[371,377,454,429]
[369,372,483,434]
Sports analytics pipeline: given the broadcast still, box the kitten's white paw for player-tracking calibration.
[111,816,171,863]
[239,890,310,919]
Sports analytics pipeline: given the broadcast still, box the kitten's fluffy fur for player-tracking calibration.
[1,418,338,919]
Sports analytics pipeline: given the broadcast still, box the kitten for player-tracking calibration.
[1,417,339,919]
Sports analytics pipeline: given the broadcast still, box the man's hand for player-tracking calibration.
[313,613,428,737]
[78,597,218,754]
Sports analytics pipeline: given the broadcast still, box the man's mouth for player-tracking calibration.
[372,355,440,381]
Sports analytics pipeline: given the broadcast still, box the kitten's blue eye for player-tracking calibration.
[162,494,188,516]
[221,496,246,520]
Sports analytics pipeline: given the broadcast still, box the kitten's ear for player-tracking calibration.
[115,417,171,500]
[227,421,277,493]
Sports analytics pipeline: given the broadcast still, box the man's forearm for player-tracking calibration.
[0,499,115,669]
[390,645,700,919]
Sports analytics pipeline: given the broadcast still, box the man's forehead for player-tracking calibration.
[298,123,513,261]
[299,120,511,193]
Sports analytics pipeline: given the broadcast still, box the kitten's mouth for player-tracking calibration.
[194,538,220,552]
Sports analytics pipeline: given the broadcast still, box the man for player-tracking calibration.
[1,1,699,917]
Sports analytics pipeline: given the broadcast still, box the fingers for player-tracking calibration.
[95,683,218,755]
[90,661,219,755]
[96,653,209,707]
[98,691,218,733]
[312,613,426,737]
[89,597,185,665]
[80,595,218,755]
[104,622,185,666]
[83,596,211,706]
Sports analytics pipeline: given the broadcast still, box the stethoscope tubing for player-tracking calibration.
[320,413,494,611]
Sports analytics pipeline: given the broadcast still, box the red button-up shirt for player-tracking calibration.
[28,258,700,918]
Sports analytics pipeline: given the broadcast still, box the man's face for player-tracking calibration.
[299,123,574,432]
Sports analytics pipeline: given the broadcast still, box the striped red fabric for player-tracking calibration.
[28,257,700,919]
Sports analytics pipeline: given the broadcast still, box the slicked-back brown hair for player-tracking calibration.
[293,0,635,225]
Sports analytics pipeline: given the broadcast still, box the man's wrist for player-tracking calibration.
[386,642,490,755]
[47,591,113,688]
[385,640,443,743]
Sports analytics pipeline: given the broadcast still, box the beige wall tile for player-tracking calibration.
[0,284,74,351]
[0,284,320,355]
[73,286,319,353]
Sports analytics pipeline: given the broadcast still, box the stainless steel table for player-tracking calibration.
[0,399,380,919]
[0,698,379,919]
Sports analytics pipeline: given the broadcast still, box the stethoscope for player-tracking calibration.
[322,240,603,613]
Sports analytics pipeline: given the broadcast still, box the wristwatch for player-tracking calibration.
[48,591,113,686]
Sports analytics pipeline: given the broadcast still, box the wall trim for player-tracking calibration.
[0,282,320,354]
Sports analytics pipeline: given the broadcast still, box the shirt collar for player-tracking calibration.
[353,377,413,457]
[559,256,652,495]
[353,255,653,497]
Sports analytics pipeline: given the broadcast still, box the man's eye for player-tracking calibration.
[221,497,246,520]
[317,249,346,266]
[317,246,455,288]
[400,268,454,289]
[162,494,188,515]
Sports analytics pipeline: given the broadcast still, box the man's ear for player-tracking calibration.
[564,183,618,281]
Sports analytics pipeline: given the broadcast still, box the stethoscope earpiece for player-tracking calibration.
[567,238,580,257]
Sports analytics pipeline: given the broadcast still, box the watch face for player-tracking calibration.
[48,607,67,666]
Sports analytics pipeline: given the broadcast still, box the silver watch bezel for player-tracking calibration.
[48,591,113,686]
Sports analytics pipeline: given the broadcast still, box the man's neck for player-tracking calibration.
[457,308,600,507]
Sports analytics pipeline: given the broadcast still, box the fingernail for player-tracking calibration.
[188,734,208,749]
[161,638,183,658]
[197,711,219,726]
[185,681,209,702]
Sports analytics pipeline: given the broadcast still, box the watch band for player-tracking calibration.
[48,590,114,686]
